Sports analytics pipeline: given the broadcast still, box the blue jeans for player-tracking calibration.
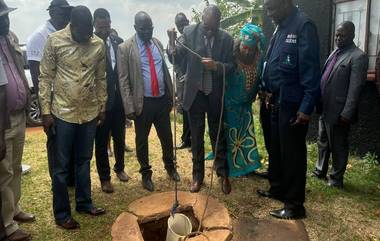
[52,117,97,224]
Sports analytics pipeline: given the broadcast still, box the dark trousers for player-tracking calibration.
[0,194,6,241]
[315,117,350,183]
[260,101,272,155]
[268,101,308,208]
[181,111,191,145]
[134,96,174,177]
[189,92,228,183]
[52,117,96,224]
[95,108,126,182]
[47,131,75,186]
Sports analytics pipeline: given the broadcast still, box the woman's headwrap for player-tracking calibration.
[239,23,266,53]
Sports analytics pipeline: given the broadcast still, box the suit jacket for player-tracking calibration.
[376,51,380,97]
[117,35,173,116]
[105,34,123,111]
[171,23,235,111]
[4,31,31,128]
[321,44,368,125]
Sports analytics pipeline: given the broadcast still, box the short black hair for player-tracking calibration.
[339,21,355,35]
[71,5,92,27]
[93,8,110,21]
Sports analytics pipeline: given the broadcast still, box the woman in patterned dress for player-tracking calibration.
[224,23,266,177]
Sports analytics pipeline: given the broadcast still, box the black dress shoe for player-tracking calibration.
[311,170,327,180]
[175,142,191,150]
[142,176,155,192]
[190,181,202,193]
[220,177,231,195]
[327,178,343,188]
[78,207,106,216]
[252,171,269,179]
[257,189,283,201]
[167,169,181,182]
[56,218,80,230]
[14,211,35,223]
[270,207,306,220]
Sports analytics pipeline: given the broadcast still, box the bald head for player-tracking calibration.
[175,13,189,34]
[70,6,93,43]
[202,5,221,38]
[264,0,294,25]
[335,21,355,49]
[134,11,153,43]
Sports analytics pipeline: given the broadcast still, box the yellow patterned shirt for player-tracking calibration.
[39,25,107,124]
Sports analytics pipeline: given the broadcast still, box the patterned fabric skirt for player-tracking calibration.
[224,103,261,177]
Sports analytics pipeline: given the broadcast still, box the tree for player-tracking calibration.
[192,0,263,36]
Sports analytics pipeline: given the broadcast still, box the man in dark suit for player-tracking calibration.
[258,0,321,219]
[93,8,130,193]
[312,21,368,188]
[172,13,191,150]
[168,5,234,194]
[118,11,180,192]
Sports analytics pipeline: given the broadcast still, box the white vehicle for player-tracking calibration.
[20,45,42,127]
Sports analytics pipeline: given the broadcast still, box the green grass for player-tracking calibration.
[19,105,380,241]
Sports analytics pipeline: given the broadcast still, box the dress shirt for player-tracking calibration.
[0,37,27,112]
[106,36,116,70]
[26,20,56,62]
[136,35,165,97]
[39,25,107,124]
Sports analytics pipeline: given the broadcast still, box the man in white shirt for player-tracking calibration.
[26,0,73,185]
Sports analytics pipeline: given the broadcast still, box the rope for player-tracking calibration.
[171,44,179,216]
[170,39,227,239]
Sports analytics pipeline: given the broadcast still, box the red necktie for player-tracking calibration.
[145,43,159,96]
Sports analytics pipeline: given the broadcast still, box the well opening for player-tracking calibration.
[139,208,200,241]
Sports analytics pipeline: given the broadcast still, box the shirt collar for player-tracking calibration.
[136,34,152,48]
[46,20,57,33]
[279,6,298,29]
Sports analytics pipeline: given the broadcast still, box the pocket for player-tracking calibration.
[279,49,298,73]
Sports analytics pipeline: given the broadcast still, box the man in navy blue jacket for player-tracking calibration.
[257,0,321,219]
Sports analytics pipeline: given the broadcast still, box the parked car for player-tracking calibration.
[20,45,42,127]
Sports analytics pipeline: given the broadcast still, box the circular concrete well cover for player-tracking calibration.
[112,191,233,241]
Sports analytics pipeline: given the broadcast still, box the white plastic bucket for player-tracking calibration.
[166,213,193,241]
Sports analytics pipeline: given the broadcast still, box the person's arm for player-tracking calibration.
[28,60,40,94]
[95,44,107,125]
[340,52,368,121]
[216,34,235,77]
[297,22,321,117]
[117,44,136,119]
[39,37,56,132]
[0,85,6,160]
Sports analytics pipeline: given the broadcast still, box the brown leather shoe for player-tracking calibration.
[7,229,31,241]
[116,171,130,182]
[13,211,35,223]
[190,181,202,193]
[101,181,114,193]
[78,207,106,216]
[220,177,231,195]
[56,218,80,230]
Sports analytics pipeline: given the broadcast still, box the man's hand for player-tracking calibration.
[127,113,136,121]
[291,112,310,126]
[0,131,6,161]
[338,116,350,127]
[97,112,106,126]
[42,114,55,133]
[202,58,217,71]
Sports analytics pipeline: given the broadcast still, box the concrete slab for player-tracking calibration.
[111,212,144,241]
[234,218,310,241]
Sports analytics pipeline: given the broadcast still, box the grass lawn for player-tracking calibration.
[20,110,380,241]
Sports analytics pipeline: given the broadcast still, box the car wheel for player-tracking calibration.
[26,94,42,127]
